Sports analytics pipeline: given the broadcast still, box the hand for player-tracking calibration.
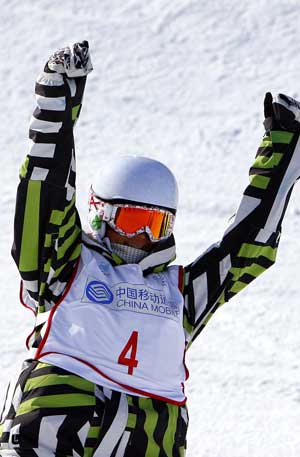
[264,92,300,132]
[47,40,93,78]
[264,92,273,119]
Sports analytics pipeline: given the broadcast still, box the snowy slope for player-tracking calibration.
[1,1,300,455]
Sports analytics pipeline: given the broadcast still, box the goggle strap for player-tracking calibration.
[97,201,114,222]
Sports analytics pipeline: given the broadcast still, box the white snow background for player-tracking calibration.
[1,1,300,455]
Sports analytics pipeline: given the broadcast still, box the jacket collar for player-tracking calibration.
[82,232,176,274]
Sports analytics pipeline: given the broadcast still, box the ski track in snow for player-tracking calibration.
[1,1,300,455]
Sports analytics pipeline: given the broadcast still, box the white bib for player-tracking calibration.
[34,245,187,404]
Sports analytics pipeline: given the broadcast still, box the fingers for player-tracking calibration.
[47,47,69,74]
[47,41,93,77]
[264,92,273,118]
[263,92,300,132]
[73,41,90,70]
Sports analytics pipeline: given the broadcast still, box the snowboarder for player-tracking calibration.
[1,41,300,456]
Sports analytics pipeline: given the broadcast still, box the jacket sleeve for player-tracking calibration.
[183,110,300,346]
[12,67,87,313]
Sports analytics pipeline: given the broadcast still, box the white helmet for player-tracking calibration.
[91,155,178,211]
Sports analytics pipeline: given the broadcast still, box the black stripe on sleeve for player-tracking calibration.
[35,82,66,98]
[33,107,65,123]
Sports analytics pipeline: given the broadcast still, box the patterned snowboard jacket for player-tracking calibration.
[12,71,299,377]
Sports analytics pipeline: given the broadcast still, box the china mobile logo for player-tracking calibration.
[86,280,114,304]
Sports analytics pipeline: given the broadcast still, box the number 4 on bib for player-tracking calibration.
[118,331,139,375]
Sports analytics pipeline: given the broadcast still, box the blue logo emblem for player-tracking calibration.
[86,281,114,304]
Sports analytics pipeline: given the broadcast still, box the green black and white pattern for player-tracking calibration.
[1,53,300,456]
[0,362,187,457]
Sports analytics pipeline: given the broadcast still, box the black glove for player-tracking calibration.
[264,92,300,132]
[46,40,93,77]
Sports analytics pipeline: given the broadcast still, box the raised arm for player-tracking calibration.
[12,41,92,313]
[183,93,300,345]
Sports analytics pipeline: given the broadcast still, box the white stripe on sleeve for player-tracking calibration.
[225,195,261,235]
[219,254,231,281]
[192,272,208,321]
[31,167,49,181]
[30,117,62,133]
[29,141,56,158]
[36,94,66,111]
[262,136,300,233]
[37,71,64,86]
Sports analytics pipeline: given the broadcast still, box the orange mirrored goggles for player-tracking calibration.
[89,194,175,241]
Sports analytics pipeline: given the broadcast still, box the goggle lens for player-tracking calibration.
[114,206,169,240]
[88,191,175,241]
